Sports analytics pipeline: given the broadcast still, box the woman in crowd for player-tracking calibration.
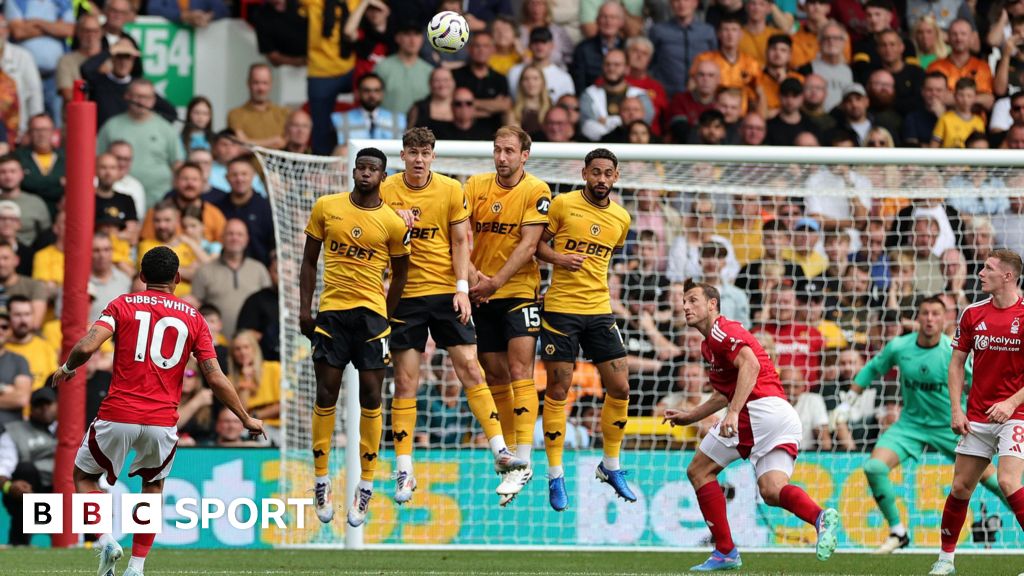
[512,64,551,134]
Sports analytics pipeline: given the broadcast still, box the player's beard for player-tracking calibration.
[586,183,610,201]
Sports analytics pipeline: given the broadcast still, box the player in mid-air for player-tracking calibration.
[300,148,410,527]
[381,127,527,504]
[51,246,264,576]
[835,296,1005,554]
[930,249,1024,576]
[534,148,634,511]
[467,125,551,505]
[664,280,840,571]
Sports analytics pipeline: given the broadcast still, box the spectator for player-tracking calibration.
[343,0,390,81]
[989,91,1024,147]
[212,157,275,266]
[15,114,63,216]
[694,108,728,144]
[191,220,270,338]
[833,83,874,144]
[435,87,492,140]
[766,78,819,145]
[986,0,1024,50]
[140,162,226,244]
[454,31,512,134]
[579,51,656,142]
[804,145,872,231]
[1006,123,1024,148]
[56,13,102,105]
[281,109,313,154]
[701,241,751,327]
[796,275,847,355]
[517,0,574,67]
[0,201,31,276]
[511,64,551,134]
[181,205,220,266]
[620,229,672,317]
[489,15,524,75]
[621,35,668,136]
[963,216,996,302]
[737,218,805,318]
[849,0,906,84]
[106,140,146,217]
[146,0,228,27]
[757,284,825,384]
[5,0,74,124]
[214,406,264,447]
[88,232,131,322]
[557,93,582,129]
[760,34,804,115]
[782,365,831,450]
[947,138,1009,216]
[691,15,762,116]
[228,329,280,441]
[650,0,716,98]
[801,21,853,112]
[911,14,947,70]
[228,64,290,149]
[304,0,359,155]
[864,69,902,141]
[97,79,185,209]
[251,0,308,67]
[4,295,54,390]
[705,0,745,29]
[209,130,265,197]
[0,14,43,135]
[136,201,197,297]
[994,15,1024,97]
[902,71,948,146]
[927,19,994,109]
[30,211,63,301]
[739,0,784,67]
[931,77,986,147]
[864,125,895,148]
[176,360,216,446]
[667,59,720,141]
[81,38,177,129]
[715,193,764,266]
[100,0,137,51]
[667,196,739,283]
[874,30,925,116]
[571,1,626,94]
[596,95,648,143]
[0,306,30,425]
[712,87,744,142]
[200,304,229,365]
[792,0,846,69]
[532,104,576,142]
[181,97,215,153]
[237,251,279,362]
[910,215,945,294]
[0,155,49,247]
[373,20,433,117]
[508,26,575,104]
[408,67,456,132]
[0,386,56,544]
[462,0,514,31]
[626,119,655,143]
[801,72,838,134]
[783,217,829,278]
[94,153,138,247]
[738,112,767,145]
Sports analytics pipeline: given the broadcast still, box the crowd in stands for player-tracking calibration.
[1,0,1024,543]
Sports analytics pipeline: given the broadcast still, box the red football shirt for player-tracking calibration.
[755,322,824,384]
[94,290,218,427]
[702,316,786,404]
[952,296,1024,423]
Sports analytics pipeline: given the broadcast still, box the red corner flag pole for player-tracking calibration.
[53,80,96,548]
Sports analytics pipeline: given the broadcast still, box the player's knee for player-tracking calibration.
[759,484,782,507]
[950,476,977,499]
[862,458,891,480]
[393,372,418,398]
[359,388,382,410]
[686,462,712,487]
[997,472,1022,496]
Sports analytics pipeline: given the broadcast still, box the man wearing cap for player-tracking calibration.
[850,0,913,84]
[507,27,575,104]
[759,34,804,114]
[0,306,31,426]
[834,82,874,144]
[0,200,32,277]
[373,21,434,118]
[81,37,177,128]
[766,77,820,145]
[0,385,56,545]
[227,64,291,149]
[783,217,830,279]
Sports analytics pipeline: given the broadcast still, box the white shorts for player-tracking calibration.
[75,419,179,485]
[955,420,1024,461]
[698,396,803,478]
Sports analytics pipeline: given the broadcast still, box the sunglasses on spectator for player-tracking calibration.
[866,140,888,146]
[453,100,474,107]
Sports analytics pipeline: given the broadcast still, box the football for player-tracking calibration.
[427,10,470,54]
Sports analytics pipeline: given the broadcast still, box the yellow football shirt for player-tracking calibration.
[381,172,469,299]
[6,336,57,392]
[467,172,551,301]
[932,111,986,148]
[247,360,282,427]
[304,193,410,318]
[31,245,64,285]
[301,0,359,79]
[137,238,197,297]
[542,190,630,315]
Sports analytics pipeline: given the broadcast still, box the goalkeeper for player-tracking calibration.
[835,296,1003,553]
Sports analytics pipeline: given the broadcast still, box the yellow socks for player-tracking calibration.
[312,404,336,477]
[390,397,416,458]
[600,396,629,469]
[490,383,516,448]
[542,396,567,476]
[512,379,539,457]
[466,384,503,440]
[359,406,383,482]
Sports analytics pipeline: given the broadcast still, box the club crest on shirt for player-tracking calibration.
[352,226,363,239]
[491,202,502,214]
[411,207,421,219]
[590,224,601,236]
[1012,318,1020,335]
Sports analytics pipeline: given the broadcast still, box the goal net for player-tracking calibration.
[256,142,1024,551]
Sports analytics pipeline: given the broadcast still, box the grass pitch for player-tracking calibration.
[1,549,1022,576]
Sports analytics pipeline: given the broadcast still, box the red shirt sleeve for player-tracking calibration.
[94,297,122,332]
[712,319,750,364]
[953,307,973,352]
[191,316,218,363]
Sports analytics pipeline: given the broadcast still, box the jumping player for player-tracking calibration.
[664,280,840,571]
[51,246,264,576]
[535,148,634,511]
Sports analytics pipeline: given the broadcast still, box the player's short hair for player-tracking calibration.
[355,147,387,171]
[494,125,532,152]
[991,248,1023,278]
[584,148,618,168]
[140,246,179,285]
[683,279,721,311]
[919,295,947,311]
[402,127,436,150]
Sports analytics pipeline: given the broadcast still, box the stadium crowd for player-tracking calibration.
[0,0,1023,544]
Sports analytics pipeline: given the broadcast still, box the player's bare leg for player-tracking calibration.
[311,361,344,523]
[449,344,526,478]
[348,369,387,527]
[996,453,1024,530]
[932,454,989,575]
[390,349,422,504]
[756,462,839,561]
[686,450,740,571]
[121,479,162,576]
[542,360,573,511]
[593,358,635,502]
[74,467,123,576]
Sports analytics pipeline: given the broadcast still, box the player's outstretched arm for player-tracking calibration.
[451,220,473,324]
[535,229,585,271]
[721,347,761,438]
[664,391,728,427]
[50,324,114,389]
[298,235,322,339]
[387,255,410,320]
[199,358,265,438]
[949,348,971,434]
[471,224,545,302]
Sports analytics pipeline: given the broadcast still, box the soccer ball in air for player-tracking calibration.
[427,11,470,54]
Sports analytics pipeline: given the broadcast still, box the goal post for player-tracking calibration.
[256,141,1024,551]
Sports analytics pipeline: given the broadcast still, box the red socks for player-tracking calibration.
[779,484,824,526]
[695,481,734,554]
[940,495,969,553]
[132,533,155,558]
[1008,488,1024,531]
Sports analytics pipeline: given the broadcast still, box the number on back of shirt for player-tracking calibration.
[134,311,188,369]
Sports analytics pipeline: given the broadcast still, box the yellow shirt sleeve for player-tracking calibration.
[449,181,470,225]
[387,213,412,258]
[305,197,326,241]
[932,114,948,144]
[616,209,631,248]
[545,193,563,237]
[523,181,552,227]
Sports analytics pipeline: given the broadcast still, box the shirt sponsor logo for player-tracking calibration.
[974,334,1022,352]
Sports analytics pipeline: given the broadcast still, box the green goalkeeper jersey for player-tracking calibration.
[853,332,971,427]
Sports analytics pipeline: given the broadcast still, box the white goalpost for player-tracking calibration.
[255,141,1024,551]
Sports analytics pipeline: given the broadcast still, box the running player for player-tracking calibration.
[51,246,264,576]
[535,148,634,511]
[835,296,1004,553]
[300,147,411,527]
[467,126,551,505]
[930,249,1024,576]
[665,280,840,571]
[381,127,526,504]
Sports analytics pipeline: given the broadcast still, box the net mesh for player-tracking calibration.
[256,143,1024,550]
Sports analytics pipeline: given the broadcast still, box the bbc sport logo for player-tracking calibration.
[22,494,315,534]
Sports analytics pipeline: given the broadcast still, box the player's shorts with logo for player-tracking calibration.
[311,308,391,370]
[390,294,476,351]
[472,298,541,353]
[540,311,627,363]
[75,419,179,484]
[955,419,1024,460]
[699,396,803,478]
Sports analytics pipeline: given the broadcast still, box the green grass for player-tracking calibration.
[1,549,1021,576]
